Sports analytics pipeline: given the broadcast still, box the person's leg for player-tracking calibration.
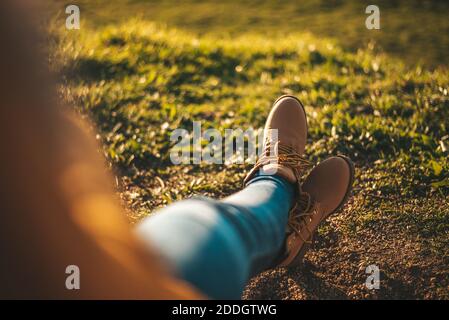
[136,174,294,299]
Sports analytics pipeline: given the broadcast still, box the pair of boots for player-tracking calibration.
[244,96,354,267]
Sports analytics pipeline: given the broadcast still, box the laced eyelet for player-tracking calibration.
[288,194,319,242]
[244,140,317,241]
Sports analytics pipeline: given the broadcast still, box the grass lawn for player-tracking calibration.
[45,0,449,68]
[47,1,448,299]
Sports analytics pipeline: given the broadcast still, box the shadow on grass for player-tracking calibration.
[61,57,136,82]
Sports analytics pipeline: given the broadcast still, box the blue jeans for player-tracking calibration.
[136,175,294,299]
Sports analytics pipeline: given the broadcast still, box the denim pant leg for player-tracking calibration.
[135,175,294,299]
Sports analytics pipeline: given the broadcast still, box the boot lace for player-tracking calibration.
[248,141,311,183]
[245,141,316,243]
[288,191,319,243]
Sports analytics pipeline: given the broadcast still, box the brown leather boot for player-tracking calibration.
[278,155,354,267]
[244,95,309,186]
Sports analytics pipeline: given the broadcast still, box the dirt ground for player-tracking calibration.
[117,165,448,300]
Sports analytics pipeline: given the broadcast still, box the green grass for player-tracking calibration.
[51,21,449,192]
[45,0,449,68]
[49,16,448,298]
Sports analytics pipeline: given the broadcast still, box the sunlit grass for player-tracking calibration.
[44,0,449,68]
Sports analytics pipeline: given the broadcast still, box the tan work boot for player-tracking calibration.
[244,95,309,185]
[278,155,354,267]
